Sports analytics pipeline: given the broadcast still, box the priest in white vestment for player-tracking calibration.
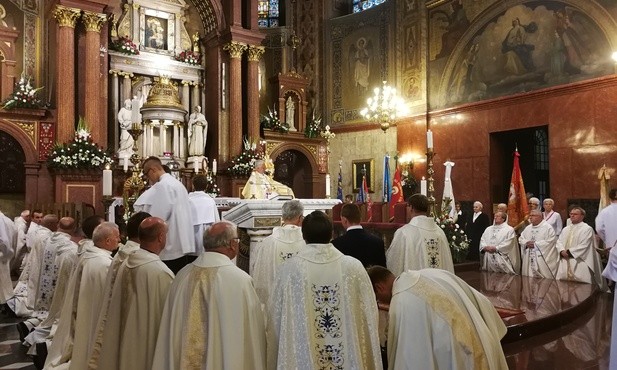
[556,206,607,291]
[542,198,563,236]
[26,216,103,357]
[241,159,294,199]
[10,210,30,275]
[250,200,305,306]
[45,222,119,370]
[153,221,266,370]
[87,212,151,368]
[0,210,16,303]
[480,212,519,274]
[7,214,56,317]
[94,217,174,370]
[387,194,454,276]
[188,174,220,253]
[519,210,558,279]
[267,211,382,370]
[140,156,196,273]
[368,267,508,370]
[601,189,617,370]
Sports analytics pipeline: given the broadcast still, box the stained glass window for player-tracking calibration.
[258,0,280,28]
[353,0,387,13]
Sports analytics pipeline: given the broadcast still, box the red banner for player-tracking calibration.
[507,150,528,227]
[389,166,404,216]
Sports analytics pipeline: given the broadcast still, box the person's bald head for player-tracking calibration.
[138,217,167,255]
[41,214,59,232]
[58,217,76,234]
[127,212,151,241]
[203,221,239,259]
[20,210,31,223]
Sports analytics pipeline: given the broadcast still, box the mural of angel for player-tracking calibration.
[349,37,373,95]
[434,0,470,59]
[501,18,537,75]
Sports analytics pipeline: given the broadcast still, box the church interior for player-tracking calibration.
[0,0,616,369]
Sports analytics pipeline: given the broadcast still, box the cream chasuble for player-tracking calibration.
[93,249,173,370]
[480,223,519,274]
[388,269,507,370]
[267,243,382,370]
[0,212,16,303]
[556,222,607,291]
[249,224,305,306]
[386,215,454,276]
[241,171,294,199]
[44,244,112,370]
[519,220,558,279]
[153,252,266,370]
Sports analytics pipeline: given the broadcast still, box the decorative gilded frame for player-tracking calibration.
[352,158,374,193]
[140,8,175,55]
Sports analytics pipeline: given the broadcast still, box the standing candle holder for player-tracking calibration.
[101,195,115,221]
[123,123,145,219]
[426,148,436,217]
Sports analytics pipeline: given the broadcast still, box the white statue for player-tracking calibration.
[188,105,208,156]
[285,96,296,131]
[117,99,134,157]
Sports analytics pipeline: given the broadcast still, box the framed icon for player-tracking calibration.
[352,158,374,193]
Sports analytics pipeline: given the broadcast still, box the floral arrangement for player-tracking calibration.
[47,118,113,170]
[305,109,322,138]
[205,174,220,197]
[175,50,201,65]
[229,138,265,177]
[435,206,469,263]
[261,106,289,134]
[3,74,44,110]
[110,36,139,55]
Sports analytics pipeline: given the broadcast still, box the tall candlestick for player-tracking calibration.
[123,155,129,172]
[193,157,199,173]
[325,174,331,198]
[426,130,434,149]
[212,159,217,175]
[103,166,113,196]
[421,177,427,196]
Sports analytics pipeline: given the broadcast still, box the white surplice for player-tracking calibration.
[153,252,266,370]
[387,269,508,370]
[602,227,617,370]
[12,216,27,268]
[519,220,558,279]
[249,224,305,306]
[267,243,382,370]
[94,249,174,370]
[141,174,195,260]
[44,243,112,370]
[543,210,563,236]
[556,222,607,291]
[0,211,16,303]
[188,191,220,253]
[480,223,519,274]
[386,215,454,276]
[87,240,140,368]
[596,202,617,250]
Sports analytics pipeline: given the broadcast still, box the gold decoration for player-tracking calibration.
[247,45,265,62]
[223,41,247,59]
[142,76,184,109]
[52,5,81,28]
[13,121,36,145]
[82,11,106,33]
[303,144,318,158]
[117,4,132,38]
[255,217,282,227]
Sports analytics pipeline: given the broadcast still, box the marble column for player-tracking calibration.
[247,45,265,140]
[52,5,80,144]
[119,72,133,104]
[191,82,200,110]
[223,41,247,158]
[179,122,185,159]
[160,120,167,155]
[181,81,190,113]
[109,70,120,152]
[82,11,107,144]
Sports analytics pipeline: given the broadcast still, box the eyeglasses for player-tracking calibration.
[569,212,582,216]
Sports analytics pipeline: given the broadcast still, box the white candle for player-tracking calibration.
[421,177,427,196]
[212,159,217,175]
[123,155,129,172]
[325,174,331,198]
[427,130,434,149]
[131,96,140,123]
[103,167,113,196]
[194,158,199,173]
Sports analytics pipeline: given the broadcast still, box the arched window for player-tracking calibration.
[258,0,280,28]
[353,0,387,13]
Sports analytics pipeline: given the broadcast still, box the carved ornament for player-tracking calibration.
[223,41,247,59]
[82,11,107,33]
[52,5,81,28]
[247,45,265,62]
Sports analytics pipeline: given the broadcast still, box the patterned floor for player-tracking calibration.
[0,315,35,370]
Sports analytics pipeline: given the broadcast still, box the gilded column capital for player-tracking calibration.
[223,41,247,59]
[52,5,81,28]
[181,80,191,86]
[247,45,265,62]
[109,69,120,76]
[82,11,107,33]
[117,71,134,78]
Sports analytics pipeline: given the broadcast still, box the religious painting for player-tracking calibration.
[139,8,175,54]
[352,158,375,193]
[430,1,614,109]
[145,16,168,50]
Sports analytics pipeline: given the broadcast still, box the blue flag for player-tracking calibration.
[337,163,343,201]
[383,155,391,203]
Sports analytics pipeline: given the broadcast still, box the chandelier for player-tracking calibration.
[360,81,408,132]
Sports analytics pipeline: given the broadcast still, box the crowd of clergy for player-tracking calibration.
[0,158,616,370]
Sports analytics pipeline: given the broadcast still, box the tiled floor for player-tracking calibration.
[0,316,35,370]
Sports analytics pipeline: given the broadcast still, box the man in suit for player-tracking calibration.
[466,201,491,261]
[453,202,467,230]
[332,203,386,267]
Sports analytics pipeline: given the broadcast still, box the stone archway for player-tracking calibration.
[273,149,313,198]
[0,128,26,215]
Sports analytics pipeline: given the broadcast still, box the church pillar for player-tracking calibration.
[82,11,106,144]
[247,45,265,140]
[119,72,133,104]
[190,82,200,110]
[181,80,190,112]
[223,41,247,157]
[52,5,80,144]
[109,70,120,152]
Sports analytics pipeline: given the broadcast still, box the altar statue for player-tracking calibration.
[241,159,294,199]
[188,106,207,156]
[285,96,296,131]
[117,99,134,157]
